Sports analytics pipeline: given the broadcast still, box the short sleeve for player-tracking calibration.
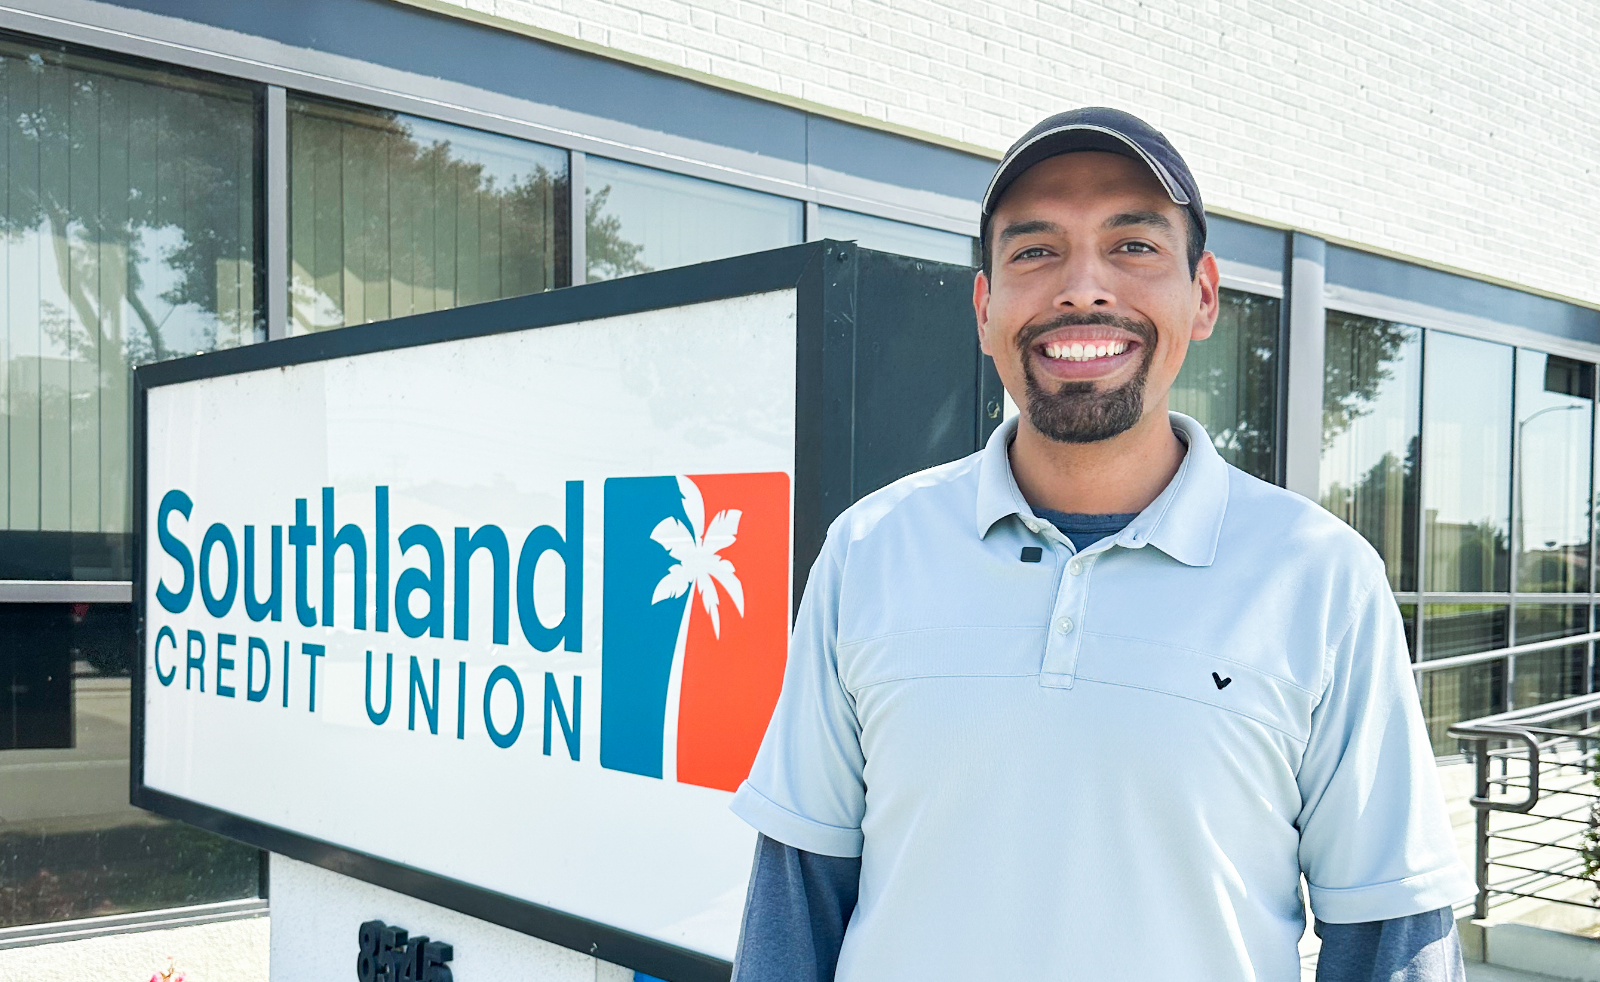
[731,535,867,857]
[1296,576,1474,923]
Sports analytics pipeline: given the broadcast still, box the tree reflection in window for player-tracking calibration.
[1168,289,1280,482]
[584,185,650,281]
[288,98,571,331]
[1320,313,1422,592]
[0,42,258,536]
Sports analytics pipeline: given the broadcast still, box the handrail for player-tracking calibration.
[1447,690,1600,728]
[1447,723,1541,812]
[1413,629,1600,674]
[1448,695,1600,920]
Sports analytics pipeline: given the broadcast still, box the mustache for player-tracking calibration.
[1014,312,1157,353]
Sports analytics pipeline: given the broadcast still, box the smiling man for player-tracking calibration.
[729,108,1471,981]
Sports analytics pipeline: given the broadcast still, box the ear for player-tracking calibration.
[1190,252,1221,342]
[974,270,994,355]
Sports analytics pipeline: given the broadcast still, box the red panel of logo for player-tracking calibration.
[674,472,791,792]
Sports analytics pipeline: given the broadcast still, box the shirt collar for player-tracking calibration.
[974,411,1231,567]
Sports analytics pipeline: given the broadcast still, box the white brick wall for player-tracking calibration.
[442,0,1600,305]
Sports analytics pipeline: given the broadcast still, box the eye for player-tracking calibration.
[1115,240,1158,255]
[1010,245,1053,262]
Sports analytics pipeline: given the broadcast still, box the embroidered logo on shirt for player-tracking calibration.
[1212,672,1232,689]
[599,473,790,791]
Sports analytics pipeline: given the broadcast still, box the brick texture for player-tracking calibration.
[443,0,1599,305]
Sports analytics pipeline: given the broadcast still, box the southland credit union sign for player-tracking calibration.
[131,244,999,982]
[148,469,788,787]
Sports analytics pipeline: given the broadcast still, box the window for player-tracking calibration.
[288,97,568,332]
[1512,604,1588,709]
[1419,662,1505,755]
[0,39,259,547]
[0,36,263,930]
[0,603,262,927]
[1513,351,1592,594]
[585,157,801,282]
[1320,308,1600,751]
[1167,288,1280,482]
[1423,331,1513,594]
[813,207,974,265]
[1320,313,1422,592]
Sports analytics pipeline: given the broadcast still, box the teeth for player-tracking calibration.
[1043,340,1131,361]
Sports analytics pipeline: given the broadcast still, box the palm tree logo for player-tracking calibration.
[649,475,744,782]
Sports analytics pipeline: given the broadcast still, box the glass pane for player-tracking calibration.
[1422,603,1508,661]
[288,97,568,332]
[1511,645,1586,709]
[814,207,973,265]
[585,156,802,282]
[1167,289,1280,482]
[0,604,260,927]
[1320,313,1422,591]
[1514,602,1588,644]
[1514,351,1593,592]
[1399,602,1417,659]
[1419,659,1506,755]
[1423,331,1513,592]
[0,40,259,537]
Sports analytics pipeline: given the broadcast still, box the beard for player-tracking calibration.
[1017,312,1159,444]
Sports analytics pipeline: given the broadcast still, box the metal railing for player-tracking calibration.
[1413,629,1600,676]
[1449,692,1600,920]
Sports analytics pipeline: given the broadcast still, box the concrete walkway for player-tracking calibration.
[1464,964,1573,982]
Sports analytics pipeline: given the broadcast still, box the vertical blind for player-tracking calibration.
[287,98,568,332]
[0,40,258,534]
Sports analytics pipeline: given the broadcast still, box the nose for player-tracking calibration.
[1051,253,1116,310]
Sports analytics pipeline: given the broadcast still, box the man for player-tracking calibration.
[728,108,1472,980]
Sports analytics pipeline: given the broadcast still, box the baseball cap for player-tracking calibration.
[981,107,1206,248]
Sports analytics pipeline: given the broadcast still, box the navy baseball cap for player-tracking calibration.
[981,107,1206,248]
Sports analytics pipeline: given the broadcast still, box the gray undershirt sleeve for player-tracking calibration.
[730,834,860,982]
[1314,907,1466,982]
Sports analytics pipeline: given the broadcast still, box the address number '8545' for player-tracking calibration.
[357,919,453,982]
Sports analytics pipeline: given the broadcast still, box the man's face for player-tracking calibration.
[974,151,1220,444]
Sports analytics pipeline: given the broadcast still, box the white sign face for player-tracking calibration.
[142,291,798,960]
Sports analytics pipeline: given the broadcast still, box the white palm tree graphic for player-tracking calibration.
[650,475,744,782]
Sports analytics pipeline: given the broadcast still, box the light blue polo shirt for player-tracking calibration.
[731,412,1471,981]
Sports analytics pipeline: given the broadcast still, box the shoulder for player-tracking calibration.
[1219,464,1391,599]
[822,452,982,555]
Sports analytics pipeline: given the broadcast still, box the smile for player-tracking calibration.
[1041,340,1131,362]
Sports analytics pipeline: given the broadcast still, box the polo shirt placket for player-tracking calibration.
[1004,428,1203,692]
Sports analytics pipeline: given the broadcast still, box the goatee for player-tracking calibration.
[1017,313,1158,444]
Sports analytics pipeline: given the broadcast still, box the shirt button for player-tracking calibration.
[1068,559,1083,575]
[1056,617,1074,635]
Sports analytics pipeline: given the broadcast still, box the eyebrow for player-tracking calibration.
[1103,210,1175,234]
[996,219,1062,246]
[997,211,1176,248]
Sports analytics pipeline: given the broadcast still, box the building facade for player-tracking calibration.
[0,0,1596,974]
